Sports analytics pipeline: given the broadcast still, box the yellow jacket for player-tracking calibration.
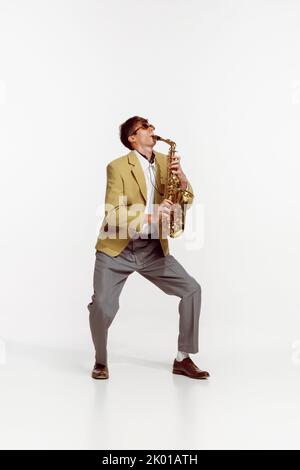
[95,150,194,257]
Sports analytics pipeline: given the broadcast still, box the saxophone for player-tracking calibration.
[154,135,193,238]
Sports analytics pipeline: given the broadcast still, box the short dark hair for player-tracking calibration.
[119,116,149,150]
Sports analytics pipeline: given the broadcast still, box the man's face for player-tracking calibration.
[128,120,156,149]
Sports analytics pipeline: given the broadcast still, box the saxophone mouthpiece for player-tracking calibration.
[153,134,176,147]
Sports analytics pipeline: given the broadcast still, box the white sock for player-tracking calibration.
[176,351,189,362]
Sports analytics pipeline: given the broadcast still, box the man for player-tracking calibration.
[87,116,209,380]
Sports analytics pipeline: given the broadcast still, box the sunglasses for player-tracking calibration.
[130,122,155,135]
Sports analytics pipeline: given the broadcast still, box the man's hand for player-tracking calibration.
[155,199,174,222]
[144,199,174,225]
[169,154,188,190]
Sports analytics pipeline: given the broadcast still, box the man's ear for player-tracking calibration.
[128,135,135,146]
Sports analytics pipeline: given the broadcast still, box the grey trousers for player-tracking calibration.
[87,238,201,365]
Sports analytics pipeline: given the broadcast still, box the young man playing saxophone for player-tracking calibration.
[87,116,209,380]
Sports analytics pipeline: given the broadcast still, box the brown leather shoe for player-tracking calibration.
[91,362,109,379]
[172,357,210,379]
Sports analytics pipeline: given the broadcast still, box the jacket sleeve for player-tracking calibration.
[101,163,145,235]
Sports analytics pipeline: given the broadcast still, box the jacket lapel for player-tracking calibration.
[154,153,166,204]
[128,151,147,203]
[127,150,166,204]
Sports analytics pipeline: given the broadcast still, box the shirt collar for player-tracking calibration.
[135,149,156,165]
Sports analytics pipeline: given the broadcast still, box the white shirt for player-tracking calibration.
[134,150,159,238]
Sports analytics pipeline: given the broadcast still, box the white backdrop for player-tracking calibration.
[1,0,300,450]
